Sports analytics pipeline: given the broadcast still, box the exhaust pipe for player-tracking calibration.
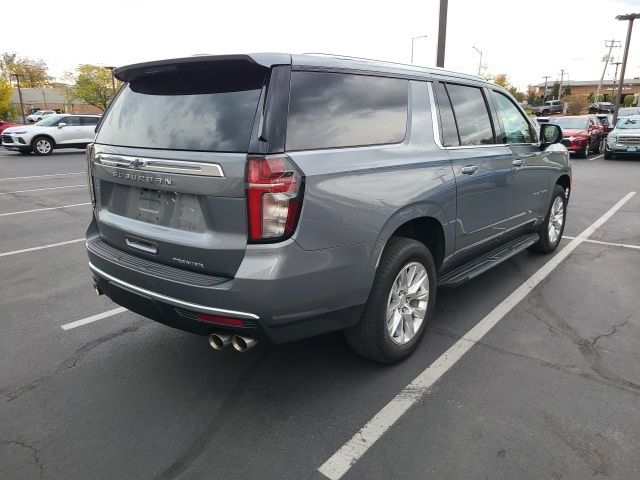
[208,333,232,350]
[231,335,257,352]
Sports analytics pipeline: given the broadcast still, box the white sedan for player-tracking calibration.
[26,110,57,123]
[1,114,101,155]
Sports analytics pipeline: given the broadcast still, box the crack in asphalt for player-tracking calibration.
[1,322,146,402]
[591,316,632,347]
[0,440,43,480]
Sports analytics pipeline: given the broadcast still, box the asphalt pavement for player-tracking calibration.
[0,148,639,480]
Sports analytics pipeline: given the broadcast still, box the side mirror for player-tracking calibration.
[540,124,563,149]
[58,122,67,128]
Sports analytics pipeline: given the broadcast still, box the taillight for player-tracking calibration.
[85,143,96,206]
[246,155,304,242]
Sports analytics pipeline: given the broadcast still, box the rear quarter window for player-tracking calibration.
[286,72,408,151]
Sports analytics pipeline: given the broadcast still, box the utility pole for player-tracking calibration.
[613,13,639,126]
[611,61,622,102]
[104,66,116,95]
[472,46,483,76]
[542,75,550,104]
[595,39,620,103]
[436,0,448,67]
[11,73,26,124]
[557,69,565,100]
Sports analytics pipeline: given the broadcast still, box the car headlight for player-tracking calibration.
[11,131,28,134]
[567,136,575,141]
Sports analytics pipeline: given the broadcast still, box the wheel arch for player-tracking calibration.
[31,134,56,148]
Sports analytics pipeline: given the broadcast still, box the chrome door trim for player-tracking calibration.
[94,154,224,177]
[89,262,259,320]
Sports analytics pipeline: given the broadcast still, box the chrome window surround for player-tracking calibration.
[94,154,224,177]
[426,82,540,151]
[89,262,259,320]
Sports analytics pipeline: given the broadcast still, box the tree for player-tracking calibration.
[0,78,14,119]
[551,82,571,99]
[0,53,51,87]
[623,95,635,107]
[65,64,119,111]
[490,73,524,102]
[563,94,590,115]
[525,85,538,105]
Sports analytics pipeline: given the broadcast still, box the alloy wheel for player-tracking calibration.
[386,261,430,345]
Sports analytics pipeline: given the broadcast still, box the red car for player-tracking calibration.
[550,115,605,159]
[0,120,21,135]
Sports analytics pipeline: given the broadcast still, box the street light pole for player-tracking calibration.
[104,66,116,95]
[436,0,448,67]
[611,61,622,103]
[472,46,483,76]
[410,35,428,64]
[542,76,550,104]
[11,73,26,124]
[612,13,639,126]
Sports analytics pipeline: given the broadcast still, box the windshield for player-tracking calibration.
[96,70,265,152]
[549,117,588,130]
[616,117,640,129]
[35,115,64,126]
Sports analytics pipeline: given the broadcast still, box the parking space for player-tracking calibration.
[1,150,639,479]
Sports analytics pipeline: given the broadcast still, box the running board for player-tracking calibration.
[438,233,540,287]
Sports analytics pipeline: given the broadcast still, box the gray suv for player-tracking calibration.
[86,54,571,363]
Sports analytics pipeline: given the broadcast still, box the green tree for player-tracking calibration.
[525,85,538,104]
[0,78,14,119]
[0,53,51,87]
[623,94,635,107]
[490,74,524,102]
[65,64,119,111]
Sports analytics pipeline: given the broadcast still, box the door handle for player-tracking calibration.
[512,159,523,167]
[460,165,478,175]
[126,236,158,254]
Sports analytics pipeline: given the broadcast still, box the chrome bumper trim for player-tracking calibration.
[88,262,259,320]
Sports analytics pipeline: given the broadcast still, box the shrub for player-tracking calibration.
[563,95,590,115]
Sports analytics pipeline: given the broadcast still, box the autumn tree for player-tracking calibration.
[0,53,51,87]
[490,73,525,102]
[64,64,120,111]
[563,95,590,115]
[525,85,539,105]
[0,78,14,119]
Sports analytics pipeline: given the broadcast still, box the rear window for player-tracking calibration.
[286,72,408,150]
[96,71,264,152]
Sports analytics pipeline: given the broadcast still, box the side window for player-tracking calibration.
[286,72,408,151]
[433,82,460,146]
[445,84,495,146]
[63,116,81,126]
[82,116,99,126]
[493,91,534,144]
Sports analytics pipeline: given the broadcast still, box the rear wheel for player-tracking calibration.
[530,184,566,254]
[32,136,54,156]
[345,237,437,364]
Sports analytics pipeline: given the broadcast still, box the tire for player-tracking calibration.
[18,148,31,155]
[542,109,549,116]
[31,136,54,156]
[576,144,588,159]
[604,148,614,160]
[530,184,567,254]
[345,237,437,364]
[593,138,603,154]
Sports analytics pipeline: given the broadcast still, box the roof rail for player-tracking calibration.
[301,52,485,81]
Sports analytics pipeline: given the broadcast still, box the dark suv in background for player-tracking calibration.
[86,54,570,363]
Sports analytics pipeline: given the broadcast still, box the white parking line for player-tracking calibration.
[563,235,640,251]
[588,154,604,162]
[0,184,86,195]
[61,307,128,330]
[318,190,637,480]
[0,238,84,257]
[0,203,91,217]
[0,172,84,181]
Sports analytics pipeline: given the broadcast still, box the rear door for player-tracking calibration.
[435,81,512,255]
[90,60,277,278]
[81,116,100,143]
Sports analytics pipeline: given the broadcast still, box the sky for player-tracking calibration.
[3,0,639,90]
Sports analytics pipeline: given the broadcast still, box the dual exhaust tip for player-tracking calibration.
[208,333,257,352]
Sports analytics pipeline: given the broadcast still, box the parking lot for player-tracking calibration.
[0,149,638,479]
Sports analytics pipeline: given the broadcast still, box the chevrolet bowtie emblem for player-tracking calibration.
[130,158,147,169]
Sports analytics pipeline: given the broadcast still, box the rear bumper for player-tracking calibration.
[86,218,372,343]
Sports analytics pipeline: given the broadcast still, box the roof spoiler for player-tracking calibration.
[114,53,291,82]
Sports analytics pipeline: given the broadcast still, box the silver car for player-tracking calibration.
[605,115,640,159]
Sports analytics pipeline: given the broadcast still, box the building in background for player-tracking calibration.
[10,87,103,116]
[534,79,640,102]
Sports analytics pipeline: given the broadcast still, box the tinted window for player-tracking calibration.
[493,91,533,143]
[446,84,494,145]
[287,72,408,150]
[96,71,264,152]
[62,116,81,126]
[434,82,459,146]
[82,116,99,126]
